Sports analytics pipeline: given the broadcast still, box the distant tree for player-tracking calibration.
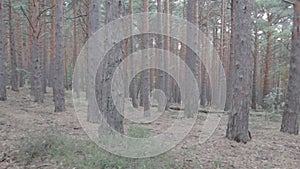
[252,11,259,110]
[141,0,150,116]
[225,0,235,111]
[226,0,252,143]
[49,0,56,88]
[53,0,66,112]
[16,12,25,88]
[200,0,211,107]
[73,0,80,98]
[281,0,300,135]
[9,0,19,92]
[0,0,6,101]
[42,0,47,94]
[129,0,139,108]
[155,0,166,112]
[263,13,273,103]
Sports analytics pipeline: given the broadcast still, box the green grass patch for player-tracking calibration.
[14,128,183,169]
[127,125,152,138]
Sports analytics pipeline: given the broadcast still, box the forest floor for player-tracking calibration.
[0,88,299,169]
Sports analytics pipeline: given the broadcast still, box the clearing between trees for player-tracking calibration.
[0,88,299,169]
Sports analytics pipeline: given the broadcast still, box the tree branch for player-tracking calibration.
[20,6,35,31]
[64,14,87,20]
[282,0,294,5]
[38,5,56,19]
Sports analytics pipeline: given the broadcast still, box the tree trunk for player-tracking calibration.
[0,0,6,101]
[49,0,56,88]
[220,0,228,79]
[225,0,235,111]
[201,0,211,107]
[252,12,259,110]
[42,2,47,94]
[141,0,151,117]
[87,0,101,123]
[156,0,166,112]
[184,0,198,118]
[129,0,139,108]
[263,13,273,100]
[9,0,19,92]
[97,0,125,133]
[26,20,31,85]
[226,0,252,143]
[73,1,80,98]
[31,0,44,103]
[53,0,66,112]
[280,0,300,135]
[164,0,171,110]
[16,13,25,88]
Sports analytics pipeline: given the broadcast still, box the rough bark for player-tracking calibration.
[25,20,31,81]
[263,13,273,99]
[164,0,171,110]
[16,13,25,88]
[87,0,102,123]
[185,0,198,118]
[156,0,166,112]
[225,0,235,111]
[9,0,19,92]
[141,0,150,117]
[201,0,211,107]
[73,1,80,98]
[53,0,66,112]
[129,0,139,108]
[30,0,44,103]
[49,0,56,88]
[280,0,300,135]
[0,0,6,101]
[252,12,259,110]
[97,0,125,133]
[42,3,47,94]
[226,0,252,143]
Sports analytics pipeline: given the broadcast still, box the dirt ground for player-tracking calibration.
[0,88,299,169]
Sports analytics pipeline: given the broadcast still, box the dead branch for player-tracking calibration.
[282,0,295,5]
[20,6,34,31]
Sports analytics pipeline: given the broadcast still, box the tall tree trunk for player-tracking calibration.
[97,0,125,133]
[16,13,25,88]
[53,0,66,112]
[252,12,259,110]
[141,0,150,116]
[73,1,80,98]
[219,0,228,106]
[87,0,101,123]
[129,0,139,108]
[226,0,252,143]
[201,0,211,107]
[31,0,44,103]
[164,0,171,110]
[26,20,31,82]
[156,0,166,112]
[220,0,228,77]
[225,0,235,111]
[0,0,6,101]
[185,0,198,117]
[49,0,56,88]
[42,1,47,94]
[280,0,300,135]
[9,0,19,92]
[263,13,273,100]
